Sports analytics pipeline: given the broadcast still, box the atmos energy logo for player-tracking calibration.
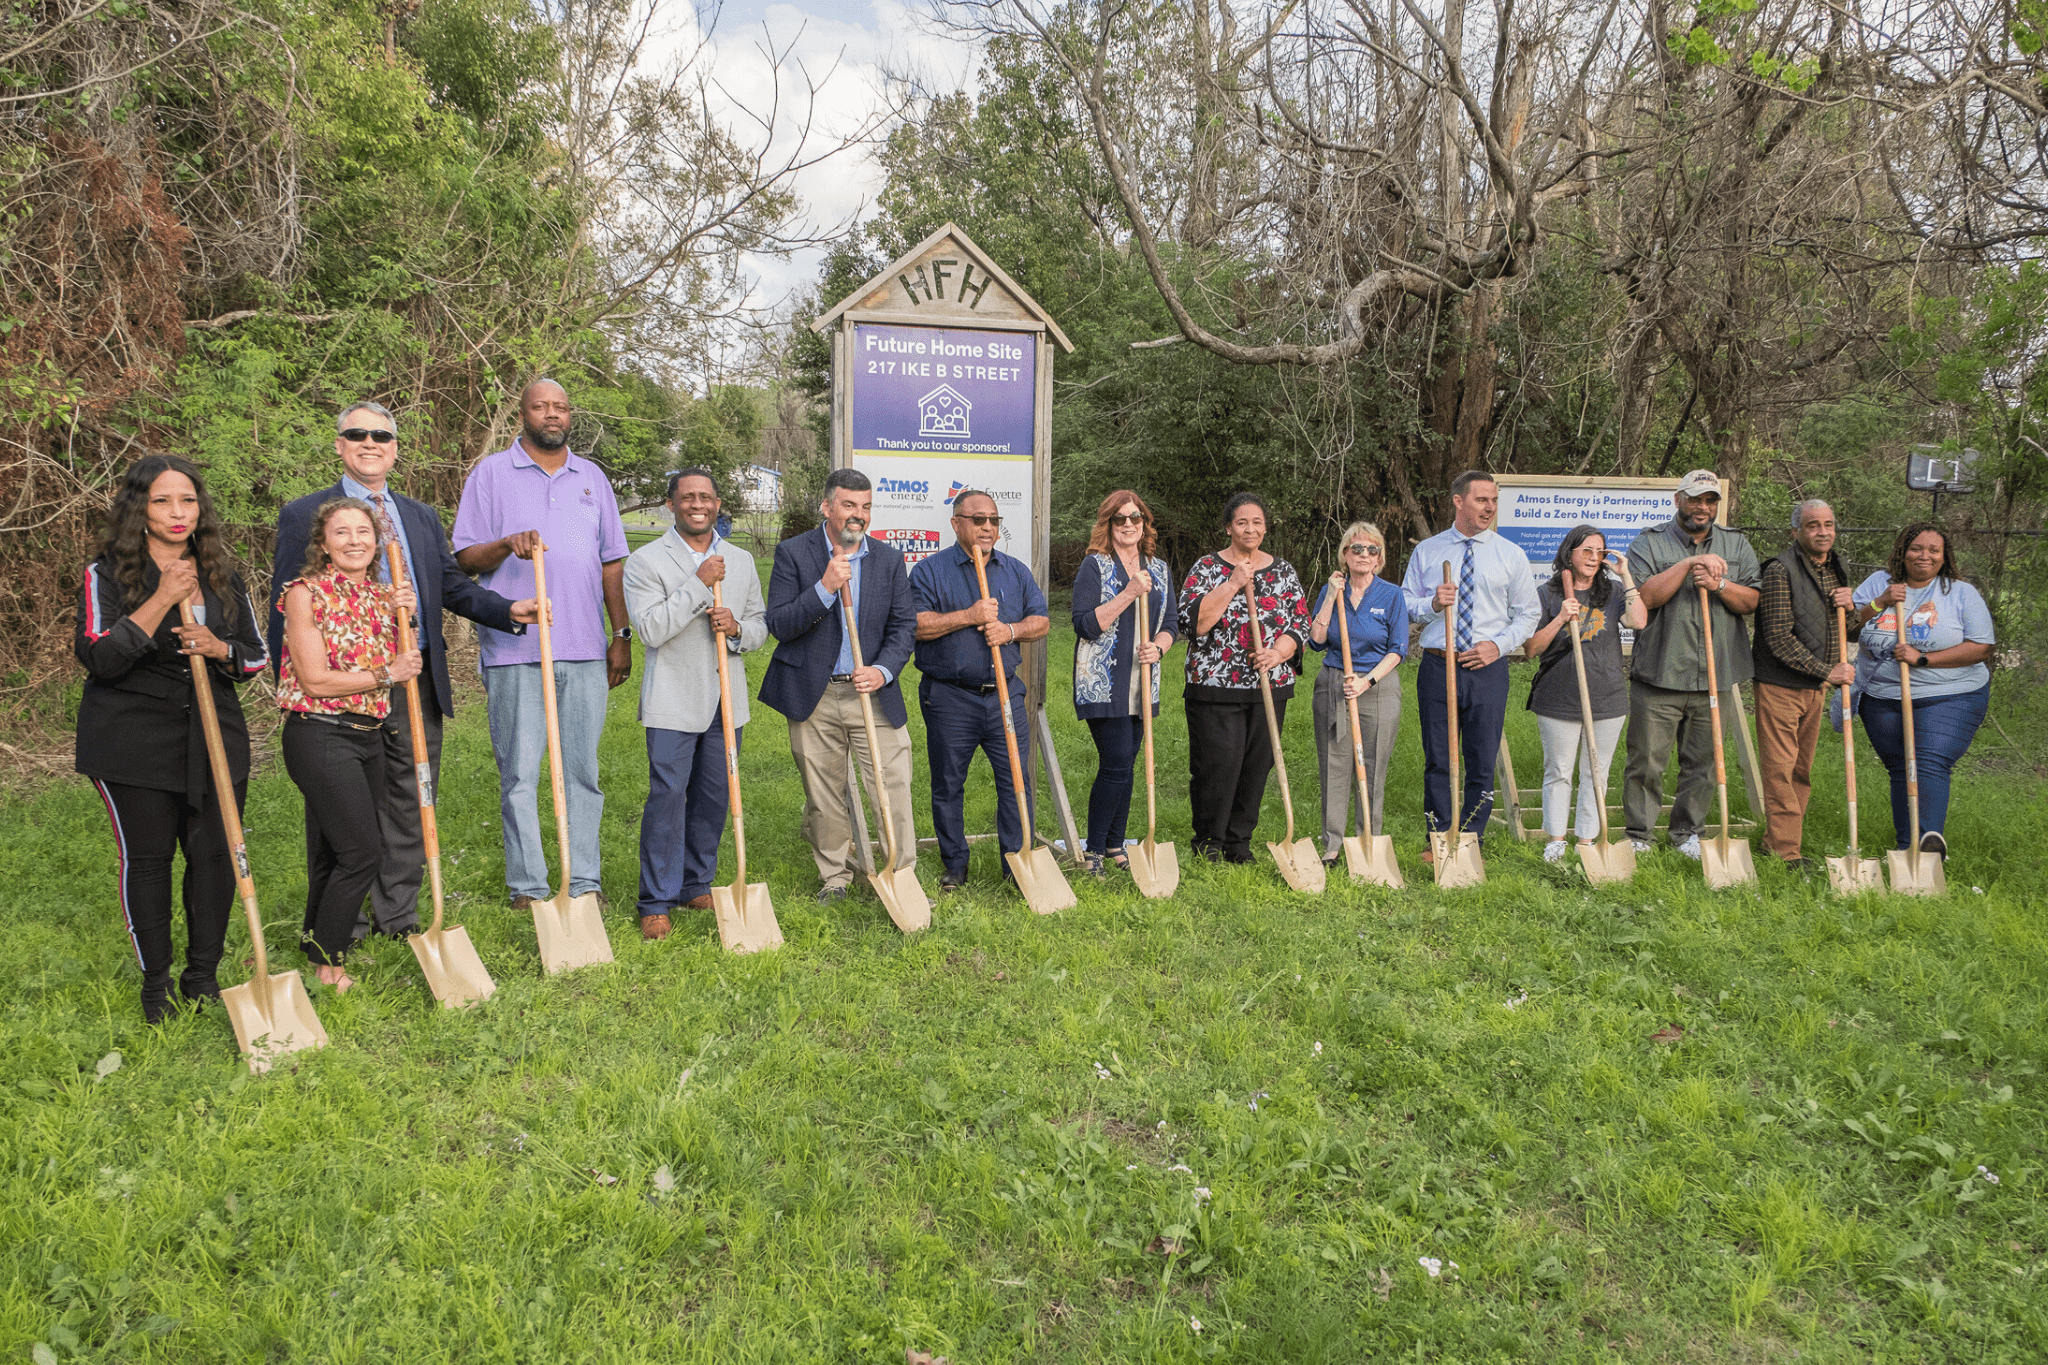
[877,476,929,496]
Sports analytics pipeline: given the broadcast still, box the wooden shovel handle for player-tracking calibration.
[179,601,268,985]
[1836,605,1859,851]
[385,545,442,928]
[1243,581,1297,845]
[1442,560,1460,830]
[1333,580,1372,829]
[711,579,747,889]
[531,547,575,886]
[1564,587,1611,844]
[972,547,1032,845]
[1137,588,1158,848]
[839,584,901,872]
[1700,585,1733,844]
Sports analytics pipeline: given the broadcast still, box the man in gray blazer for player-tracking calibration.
[623,467,768,940]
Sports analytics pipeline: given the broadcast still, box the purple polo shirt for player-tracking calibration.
[452,441,628,667]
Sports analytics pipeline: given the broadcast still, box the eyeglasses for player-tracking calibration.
[1346,543,1382,557]
[955,513,1002,527]
[340,428,396,444]
[1109,512,1145,527]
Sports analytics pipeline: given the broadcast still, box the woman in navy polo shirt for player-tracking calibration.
[1307,521,1408,867]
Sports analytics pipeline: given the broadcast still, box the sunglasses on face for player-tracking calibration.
[340,428,397,445]
[956,513,1001,528]
[1109,512,1145,527]
[1346,543,1382,557]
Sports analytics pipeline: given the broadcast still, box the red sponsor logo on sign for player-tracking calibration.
[877,528,942,564]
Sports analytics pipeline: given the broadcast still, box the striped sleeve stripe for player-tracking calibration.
[238,589,270,673]
[83,563,111,640]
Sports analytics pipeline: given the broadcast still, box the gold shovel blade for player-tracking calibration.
[1344,835,1405,888]
[221,971,328,1075]
[712,882,784,952]
[533,891,614,975]
[1006,847,1077,915]
[1432,832,1486,888]
[410,925,496,1007]
[1268,838,1327,893]
[1884,850,1946,897]
[868,866,932,934]
[1825,854,1885,894]
[1701,837,1758,890]
[1127,840,1180,899]
[1576,838,1636,885]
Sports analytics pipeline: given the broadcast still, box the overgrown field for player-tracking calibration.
[3,628,2044,1363]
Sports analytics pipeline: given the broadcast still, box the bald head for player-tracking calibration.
[519,378,570,453]
[1792,499,1836,560]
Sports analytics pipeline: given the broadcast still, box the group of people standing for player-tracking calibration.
[72,383,1998,1024]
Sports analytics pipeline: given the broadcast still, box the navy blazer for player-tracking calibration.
[268,482,520,720]
[761,529,916,727]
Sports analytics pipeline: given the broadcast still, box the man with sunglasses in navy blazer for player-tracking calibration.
[268,401,539,938]
[761,467,918,904]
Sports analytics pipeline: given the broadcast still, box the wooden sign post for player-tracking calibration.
[810,223,1084,865]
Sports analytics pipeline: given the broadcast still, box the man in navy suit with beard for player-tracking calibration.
[268,401,540,938]
[761,468,918,903]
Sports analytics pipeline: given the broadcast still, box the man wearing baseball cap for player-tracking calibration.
[1622,469,1761,857]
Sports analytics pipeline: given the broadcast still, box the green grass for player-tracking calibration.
[3,625,2045,1362]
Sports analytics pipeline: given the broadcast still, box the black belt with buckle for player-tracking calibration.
[829,673,855,682]
[289,710,382,732]
[933,677,999,695]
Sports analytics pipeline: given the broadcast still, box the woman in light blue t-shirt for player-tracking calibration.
[1852,522,1995,858]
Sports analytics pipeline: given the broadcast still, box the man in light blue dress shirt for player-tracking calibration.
[1400,470,1541,853]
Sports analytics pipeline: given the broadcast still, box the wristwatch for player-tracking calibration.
[613,627,633,641]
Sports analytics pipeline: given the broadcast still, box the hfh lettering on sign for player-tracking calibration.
[897,257,994,309]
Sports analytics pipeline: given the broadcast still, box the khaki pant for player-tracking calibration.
[1753,681,1824,861]
[789,680,917,891]
[1312,666,1400,851]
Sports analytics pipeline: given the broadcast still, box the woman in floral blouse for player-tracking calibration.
[277,498,421,992]
[1177,493,1310,863]
[1070,490,1177,877]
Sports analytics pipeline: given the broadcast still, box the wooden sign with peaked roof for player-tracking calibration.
[811,223,1074,350]
[811,223,1085,871]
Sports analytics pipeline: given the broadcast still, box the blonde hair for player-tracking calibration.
[1338,520,1385,558]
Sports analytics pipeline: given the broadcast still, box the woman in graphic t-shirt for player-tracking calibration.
[1851,521,1994,860]
[1523,526,1647,864]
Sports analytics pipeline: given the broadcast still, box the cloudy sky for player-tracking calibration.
[692,0,983,317]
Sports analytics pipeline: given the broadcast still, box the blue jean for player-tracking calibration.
[1415,653,1510,837]
[637,721,733,916]
[920,678,1032,875]
[1085,716,1143,855]
[484,659,608,899]
[1858,683,1988,846]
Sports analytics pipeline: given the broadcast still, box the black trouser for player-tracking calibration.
[90,777,244,996]
[358,684,442,937]
[1186,694,1284,858]
[282,713,386,965]
[1085,716,1144,855]
[1416,651,1510,838]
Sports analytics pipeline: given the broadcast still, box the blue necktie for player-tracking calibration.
[1455,539,1476,652]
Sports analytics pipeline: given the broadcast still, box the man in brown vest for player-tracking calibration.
[1752,499,1859,869]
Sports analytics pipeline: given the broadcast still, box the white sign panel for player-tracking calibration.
[1494,482,1682,581]
[851,453,1032,567]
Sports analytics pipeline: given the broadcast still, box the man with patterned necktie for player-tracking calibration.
[1400,470,1541,859]
[268,401,541,939]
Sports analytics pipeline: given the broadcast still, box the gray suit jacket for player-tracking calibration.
[623,529,767,732]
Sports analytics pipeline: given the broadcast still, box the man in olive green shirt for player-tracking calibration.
[1622,469,1761,856]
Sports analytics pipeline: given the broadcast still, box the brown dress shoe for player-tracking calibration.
[640,914,672,941]
[684,895,713,910]
[509,894,536,911]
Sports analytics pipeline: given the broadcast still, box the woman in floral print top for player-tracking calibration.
[277,497,421,992]
[1176,493,1309,863]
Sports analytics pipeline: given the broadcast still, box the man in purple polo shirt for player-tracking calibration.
[452,378,633,910]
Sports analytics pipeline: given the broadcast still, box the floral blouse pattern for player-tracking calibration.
[1178,552,1310,693]
[275,570,398,718]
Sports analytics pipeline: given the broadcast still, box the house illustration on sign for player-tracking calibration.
[917,383,972,438]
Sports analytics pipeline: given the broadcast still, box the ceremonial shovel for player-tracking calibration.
[1431,560,1485,888]
[840,584,929,931]
[1244,583,1324,893]
[1125,589,1179,898]
[528,546,614,973]
[1825,605,1883,893]
[1885,642,1946,897]
[1332,585,1401,887]
[181,602,327,1072]
[709,581,782,951]
[1565,589,1633,884]
[387,546,494,1005]
[1698,585,1758,889]
[973,546,1074,914]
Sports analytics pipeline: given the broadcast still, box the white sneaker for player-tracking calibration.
[1630,838,1654,854]
[1543,839,1569,863]
[1675,833,1702,860]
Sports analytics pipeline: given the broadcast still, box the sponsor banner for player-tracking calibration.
[1494,482,1680,580]
[849,322,1037,569]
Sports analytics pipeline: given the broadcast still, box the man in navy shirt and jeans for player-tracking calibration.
[909,490,1050,891]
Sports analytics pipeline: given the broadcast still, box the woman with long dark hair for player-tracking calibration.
[75,455,268,1023]
[1071,490,1177,877]
[1522,525,1646,863]
[1176,493,1309,863]
[277,498,420,992]
[1851,522,1994,859]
